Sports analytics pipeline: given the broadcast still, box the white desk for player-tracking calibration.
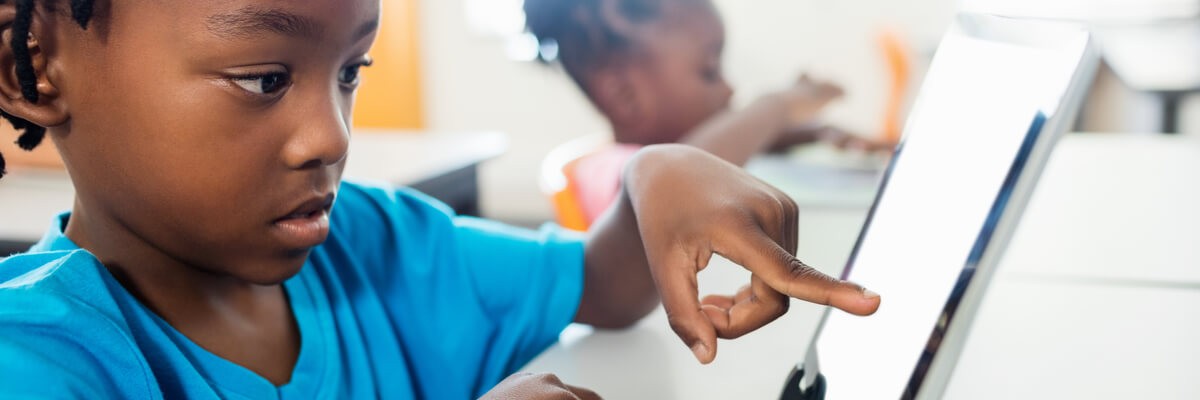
[0,131,507,254]
[520,133,1200,399]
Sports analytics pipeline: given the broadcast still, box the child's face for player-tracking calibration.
[626,0,732,144]
[48,0,379,283]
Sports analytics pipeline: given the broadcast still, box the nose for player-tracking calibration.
[282,93,350,170]
[718,81,734,109]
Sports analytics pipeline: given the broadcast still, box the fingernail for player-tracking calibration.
[862,288,880,299]
[691,342,709,361]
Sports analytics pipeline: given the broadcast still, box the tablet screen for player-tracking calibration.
[813,22,1088,399]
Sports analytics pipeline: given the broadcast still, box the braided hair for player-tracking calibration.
[523,0,663,92]
[0,0,96,179]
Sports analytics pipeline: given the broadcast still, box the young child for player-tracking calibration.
[525,0,895,226]
[0,0,879,398]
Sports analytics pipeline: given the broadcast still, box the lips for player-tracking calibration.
[271,193,336,249]
[276,194,336,222]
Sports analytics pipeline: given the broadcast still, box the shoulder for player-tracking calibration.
[0,251,158,398]
[333,179,456,231]
[326,180,458,254]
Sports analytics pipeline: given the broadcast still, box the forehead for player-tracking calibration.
[659,0,720,28]
[647,0,723,43]
[107,0,380,41]
[632,0,721,62]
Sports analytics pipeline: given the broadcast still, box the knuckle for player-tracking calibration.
[786,260,835,303]
[782,195,798,216]
[773,195,789,221]
[539,373,565,386]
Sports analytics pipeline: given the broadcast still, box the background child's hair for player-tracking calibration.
[522,0,663,93]
[0,0,95,179]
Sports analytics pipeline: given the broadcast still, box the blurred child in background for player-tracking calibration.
[526,0,894,226]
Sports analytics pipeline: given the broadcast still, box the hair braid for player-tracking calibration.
[0,0,95,178]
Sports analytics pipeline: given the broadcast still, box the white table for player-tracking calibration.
[0,131,507,254]
[520,133,1200,399]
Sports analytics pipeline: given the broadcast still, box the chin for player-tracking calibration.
[236,250,312,285]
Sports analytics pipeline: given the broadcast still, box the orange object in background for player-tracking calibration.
[353,0,424,130]
[547,166,590,231]
[3,0,424,172]
[541,135,615,232]
[879,29,912,144]
[0,126,64,170]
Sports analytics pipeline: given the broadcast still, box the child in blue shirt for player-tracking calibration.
[0,0,880,398]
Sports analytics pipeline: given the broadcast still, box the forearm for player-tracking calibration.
[578,179,659,328]
[680,93,793,166]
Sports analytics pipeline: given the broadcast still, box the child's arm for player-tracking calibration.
[578,144,880,364]
[679,76,844,166]
[768,124,897,154]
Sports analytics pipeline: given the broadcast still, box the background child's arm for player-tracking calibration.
[767,123,897,154]
[679,76,843,166]
[578,144,880,364]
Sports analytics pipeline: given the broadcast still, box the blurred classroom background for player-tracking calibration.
[423,0,1200,225]
[3,0,1198,227]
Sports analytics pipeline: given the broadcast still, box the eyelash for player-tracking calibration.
[230,72,291,96]
[339,59,373,88]
[228,58,374,98]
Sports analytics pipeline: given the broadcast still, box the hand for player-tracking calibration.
[777,75,844,127]
[816,126,896,153]
[480,373,601,400]
[624,144,881,364]
[768,124,897,154]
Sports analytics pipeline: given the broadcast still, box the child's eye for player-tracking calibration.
[338,59,373,87]
[338,66,361,86]
[231,72,291,95]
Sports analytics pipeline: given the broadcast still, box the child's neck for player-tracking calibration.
[612,124,663,146]
[64,204,302,385]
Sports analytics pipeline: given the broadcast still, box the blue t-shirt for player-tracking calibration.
[0,180,586,399]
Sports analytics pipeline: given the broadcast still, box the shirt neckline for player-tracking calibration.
[36,212,331,399]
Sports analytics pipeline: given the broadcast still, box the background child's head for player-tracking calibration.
[0,0,379,283]
[524,0,732,145]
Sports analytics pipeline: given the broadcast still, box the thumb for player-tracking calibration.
[661,279,720,364]
[651,253,720,363]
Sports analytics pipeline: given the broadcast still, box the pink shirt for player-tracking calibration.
[569,144,642,225]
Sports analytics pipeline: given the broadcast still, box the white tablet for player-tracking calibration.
[782,14,1099,400]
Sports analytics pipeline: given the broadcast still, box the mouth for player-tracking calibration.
[271,193,336,249]
[277,193,335,221]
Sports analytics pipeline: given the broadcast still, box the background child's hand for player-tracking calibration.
[778,75,844,127]
[768,124,897,154]
[481,373,601,400]
[623,144,880,364]
[817,126,896,153]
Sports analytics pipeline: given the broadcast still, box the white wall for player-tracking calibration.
[418,0,960,223]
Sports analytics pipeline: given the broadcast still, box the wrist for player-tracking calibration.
[622,144,706,200]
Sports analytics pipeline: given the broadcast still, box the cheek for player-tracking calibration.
[677,82,725,127]
[69,70,282,232]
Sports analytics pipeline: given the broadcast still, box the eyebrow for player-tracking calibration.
[207,7,323,39]
[206,7,380,42]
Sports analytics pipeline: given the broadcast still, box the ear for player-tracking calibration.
[589,64,654,129]
[0,3,68,130]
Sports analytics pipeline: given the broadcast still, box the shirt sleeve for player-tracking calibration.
[328,180,586,397]
[0,285,158,399]
[453,217,587,362]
